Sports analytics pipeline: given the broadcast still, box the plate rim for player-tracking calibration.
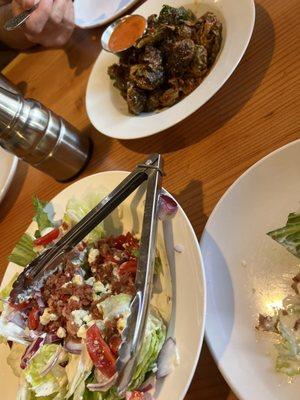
[86,0,256,139]
[1,169,206,400]
[0,155,18,204]
[74,0,141,29]
[201,139,300,400]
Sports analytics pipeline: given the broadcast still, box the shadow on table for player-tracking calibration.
[0,160,28,223]
[185,341,231,400]
[120,4,275,155]
[65,27,102,76]
[172,182,235,399]
[81,126,113,172]
[173,180,207,238]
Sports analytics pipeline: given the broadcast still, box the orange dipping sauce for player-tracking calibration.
[108,15,147,53]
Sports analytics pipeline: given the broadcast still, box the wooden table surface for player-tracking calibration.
[1,0,299,398]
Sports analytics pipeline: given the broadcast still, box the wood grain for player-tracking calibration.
[1,0,299,398]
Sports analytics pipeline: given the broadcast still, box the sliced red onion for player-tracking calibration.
[26,330,41,342]
[64,338,82,354]
[35,294,45,309]
[158,194,178,221]
[156,337,178,379]
[87,372,117,392]
[40,345,62,376]
[138,374,156,392]
[126,392,153,400]
[8,311,26,329]
[20,334,46,369]
[46,333,61,344]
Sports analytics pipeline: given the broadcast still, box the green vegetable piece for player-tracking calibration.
[0,272,19,311]
[8,233,37,267]
[33,196,53,233]
[267,213,300,258]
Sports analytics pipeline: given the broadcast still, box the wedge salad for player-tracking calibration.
[0,195,178,400]
[257,212,300,377]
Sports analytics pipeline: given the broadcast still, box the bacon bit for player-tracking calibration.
[62,222,69,230]
[292,273,300,294]
[256,314,279,333]
[294,319,300,331]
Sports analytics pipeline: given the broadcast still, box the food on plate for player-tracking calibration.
[108,5,222,115]
[257,212,300,376]
[108,15,147,53]
[267,212,300,258]
[0,194,178,399]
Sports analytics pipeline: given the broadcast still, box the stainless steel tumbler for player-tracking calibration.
[0,74,91,182]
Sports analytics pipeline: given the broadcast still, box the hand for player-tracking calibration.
[11,0,74,47]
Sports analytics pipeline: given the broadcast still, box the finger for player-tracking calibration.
[49,0,68,25]
[62,0,74,31]
[46,1,74,47]
[25,0,53,34]
[26,0,74,47]
[22,0,37,9]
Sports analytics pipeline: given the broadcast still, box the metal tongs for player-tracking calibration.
[10,153,163,395]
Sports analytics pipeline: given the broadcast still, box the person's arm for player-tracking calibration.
[0,2,33,49]
[0,0,74,50]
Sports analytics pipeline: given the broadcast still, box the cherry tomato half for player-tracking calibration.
[126,392,148,400]
[119,260,137,275]
[33,228,60,247]
[86,324,116,378]
[28,306,40,330]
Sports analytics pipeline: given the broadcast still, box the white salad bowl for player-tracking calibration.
[0,171,206,400]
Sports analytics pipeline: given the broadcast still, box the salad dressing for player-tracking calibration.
[108,15,147,53]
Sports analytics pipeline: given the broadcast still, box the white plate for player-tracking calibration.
[0,171,205,400]
[201,140,300,400]
[0,149,17,203]
[74,0,140,29]
[86,0,255,139]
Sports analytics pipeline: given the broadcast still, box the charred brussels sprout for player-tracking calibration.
[127,82,147,114]
[158,5,197,25]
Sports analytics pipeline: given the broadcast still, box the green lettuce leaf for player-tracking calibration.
[33,197,53,233]
[25,344,67,398]
[8,233,37,267]
[7,343,26,377]
[129,312,166,389]
[65,347,93,399]
[0,272,19,311]
[82,375,101,400]
[63,193,106,244]
[275,320,300,376]
[100,294,132,321]
[267,213,300,258]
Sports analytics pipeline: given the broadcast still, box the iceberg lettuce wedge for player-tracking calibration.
[63,193,106,244]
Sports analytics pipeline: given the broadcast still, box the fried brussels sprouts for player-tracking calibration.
[108,6,222,115]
